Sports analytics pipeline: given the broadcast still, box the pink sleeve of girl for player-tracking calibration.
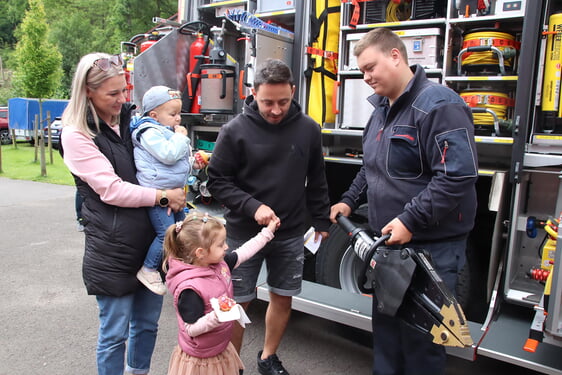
[185,310,221,337]
[61,127,156,207]
[234,227,275,267]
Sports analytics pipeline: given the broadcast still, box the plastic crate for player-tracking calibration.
[344,0,388,26]
[411,0,446,19]
[196,139,216,151]
[396,28,443,69]
[364,0,388,23]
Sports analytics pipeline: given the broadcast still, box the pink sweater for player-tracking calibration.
[61,126,155,207]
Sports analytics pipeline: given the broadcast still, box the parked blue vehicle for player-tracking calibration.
[8,98,68,144]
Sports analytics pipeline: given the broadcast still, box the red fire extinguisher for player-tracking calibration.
[140,32,161,53]
[188,33,208,113]
[124,68,133,102]
[120,42,136,102]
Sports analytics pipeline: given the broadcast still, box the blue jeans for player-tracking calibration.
[95,287,164,375]
[371,238,467,375]
[145,206,185,269]
[75,190,83,221]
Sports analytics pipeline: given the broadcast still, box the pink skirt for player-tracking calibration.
[167,342,244,375]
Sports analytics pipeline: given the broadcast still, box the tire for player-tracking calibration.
[315,211,370,294]
[459,238,488,322]
[0,129,10,145]
[456,254,471,309]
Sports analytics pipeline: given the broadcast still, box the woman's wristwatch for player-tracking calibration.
[159,190,169,207]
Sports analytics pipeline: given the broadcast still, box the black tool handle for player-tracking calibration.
[335,213,356,235]
[336,213,390,243]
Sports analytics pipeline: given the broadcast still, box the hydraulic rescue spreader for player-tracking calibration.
[336,214,474,348]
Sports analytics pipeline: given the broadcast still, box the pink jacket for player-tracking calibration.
[166,258,234,358]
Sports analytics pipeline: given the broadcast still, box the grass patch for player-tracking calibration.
[0,143,74,186]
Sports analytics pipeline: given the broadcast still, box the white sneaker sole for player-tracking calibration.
[136,271,167,295]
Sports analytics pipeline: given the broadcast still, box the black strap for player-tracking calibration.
[309,4,340,42]
[311,66,338,82]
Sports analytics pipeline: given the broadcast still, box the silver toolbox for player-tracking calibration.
[242,30,293,96]
[345,28,443,71]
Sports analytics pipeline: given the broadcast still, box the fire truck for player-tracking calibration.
[125,0,562,373]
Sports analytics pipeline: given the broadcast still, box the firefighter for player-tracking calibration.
[330,28,478,375]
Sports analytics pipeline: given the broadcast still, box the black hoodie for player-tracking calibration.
[207,96,330,240]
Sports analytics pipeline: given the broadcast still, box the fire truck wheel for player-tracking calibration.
[315,213,369,294]
[456,254,471,309]
[457,239,484,319]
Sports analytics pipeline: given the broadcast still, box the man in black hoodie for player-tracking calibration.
[207,59,330,375]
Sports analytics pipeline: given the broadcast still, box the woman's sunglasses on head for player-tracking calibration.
[93,55,124,71]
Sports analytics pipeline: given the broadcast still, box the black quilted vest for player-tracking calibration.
[70,104,155,296]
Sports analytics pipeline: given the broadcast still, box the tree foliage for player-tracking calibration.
[1,0,177,99]
[0,0,27,48]
[13,0,62,99]
[13,0,64,175]
[106,0,177,53]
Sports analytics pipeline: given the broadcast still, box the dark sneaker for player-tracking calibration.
[257,350,289,375]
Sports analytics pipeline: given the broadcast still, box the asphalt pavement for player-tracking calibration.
[0,177,542,375]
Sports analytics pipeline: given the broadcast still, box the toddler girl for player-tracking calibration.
[164,211,279,375]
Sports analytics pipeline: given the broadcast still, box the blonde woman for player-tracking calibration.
[60,52,186,375]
